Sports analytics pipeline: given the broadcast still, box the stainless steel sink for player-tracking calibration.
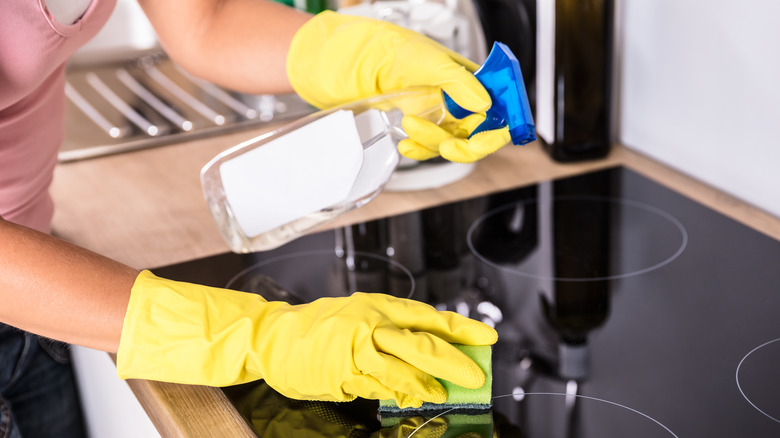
[61,52,314,162]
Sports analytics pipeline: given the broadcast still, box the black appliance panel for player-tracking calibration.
[155,167,780,437]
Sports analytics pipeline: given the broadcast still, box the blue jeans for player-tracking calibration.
[0,324,86,438]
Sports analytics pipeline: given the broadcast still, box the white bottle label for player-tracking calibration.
[536,0,555,144]
[219,110,364,237]
[346,109,399,202]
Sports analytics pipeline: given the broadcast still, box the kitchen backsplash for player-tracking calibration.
[617,0,780,218]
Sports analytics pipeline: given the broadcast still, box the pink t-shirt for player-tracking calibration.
[0,0,116,232]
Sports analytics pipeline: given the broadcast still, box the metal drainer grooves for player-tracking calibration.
[61,52,314,162]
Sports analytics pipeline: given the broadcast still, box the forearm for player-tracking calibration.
[138,0,312,95]
[0,217,137,352]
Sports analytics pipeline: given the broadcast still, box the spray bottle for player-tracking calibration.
[201,42,535,253]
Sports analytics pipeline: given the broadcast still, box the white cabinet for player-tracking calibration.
[71,346,161,438]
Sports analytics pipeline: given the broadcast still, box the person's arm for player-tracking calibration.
[137,0,312,95]
[1,216,497,405]
[138,0,513,162]
[0,217,136,352]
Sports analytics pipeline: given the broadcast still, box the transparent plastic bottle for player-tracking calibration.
[201,88,446,252]
[201,42,535,253]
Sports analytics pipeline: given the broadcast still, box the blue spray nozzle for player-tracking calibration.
[444,42,536,146]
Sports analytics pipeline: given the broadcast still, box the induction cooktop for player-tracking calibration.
[154,166,780,437]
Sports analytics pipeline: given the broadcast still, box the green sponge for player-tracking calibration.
[378,344,492,415]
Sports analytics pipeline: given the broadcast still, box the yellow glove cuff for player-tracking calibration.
[117,270,270,386]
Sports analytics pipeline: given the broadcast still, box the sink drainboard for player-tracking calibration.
[61,52,314,162]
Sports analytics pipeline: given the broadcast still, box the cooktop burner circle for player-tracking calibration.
[736,338,780,423]
[467,196,688,281]
[225,249,416,302]
[488,392,679,437]
[493,389,677,437]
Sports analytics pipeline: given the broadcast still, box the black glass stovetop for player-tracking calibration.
[154,166,780,437]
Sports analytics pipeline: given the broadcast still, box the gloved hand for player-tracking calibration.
[286,11,511,163]
[399,113,512,163]
[117,270,498,408]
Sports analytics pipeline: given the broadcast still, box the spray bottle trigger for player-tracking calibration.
[443,42,536,146]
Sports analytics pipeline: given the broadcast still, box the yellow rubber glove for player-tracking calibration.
[399,114,512,163]
[117,271,498,408]
[286,11,511,163]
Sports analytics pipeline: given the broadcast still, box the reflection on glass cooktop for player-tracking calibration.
[155,167,780,437]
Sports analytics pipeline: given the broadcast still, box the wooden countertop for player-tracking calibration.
[49,133,780,437]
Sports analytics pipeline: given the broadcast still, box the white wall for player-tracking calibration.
[617,0,780,218]
[71,0,158,64]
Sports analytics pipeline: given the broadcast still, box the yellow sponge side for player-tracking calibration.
[379,344,492,411]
